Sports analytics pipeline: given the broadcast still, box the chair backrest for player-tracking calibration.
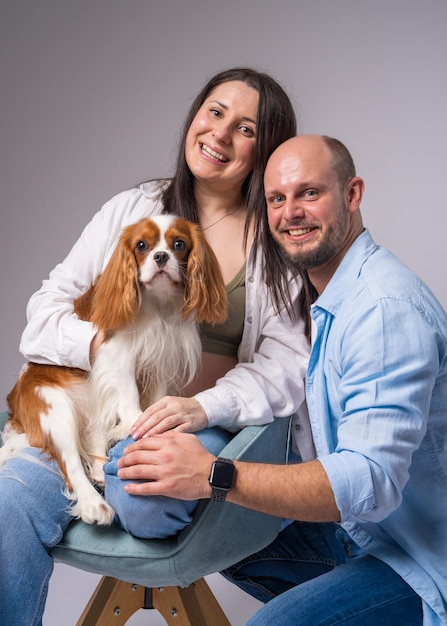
[0,410,291,588]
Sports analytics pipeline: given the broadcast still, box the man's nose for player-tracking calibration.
[283,198,304,220]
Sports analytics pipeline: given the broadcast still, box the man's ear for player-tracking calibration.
[347,176,365,213]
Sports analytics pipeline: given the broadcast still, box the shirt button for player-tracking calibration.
[295,423,301,431]
[247,317,253,324]
[248,276,255,283]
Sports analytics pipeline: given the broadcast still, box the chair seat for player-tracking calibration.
[52,418,290,588]
[0,411,290,588]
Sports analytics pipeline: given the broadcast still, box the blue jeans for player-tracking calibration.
[103,428,232,538]
[0,427,231,626]
[222,521,423,625]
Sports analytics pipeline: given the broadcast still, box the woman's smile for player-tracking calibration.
[200,142,229,163]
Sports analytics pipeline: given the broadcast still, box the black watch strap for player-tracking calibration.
[211,487,228,503]
[208,457,236,503]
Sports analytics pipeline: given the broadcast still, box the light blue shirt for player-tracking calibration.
[306,230,447,625]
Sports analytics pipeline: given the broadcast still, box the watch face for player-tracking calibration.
[210,459,235,490]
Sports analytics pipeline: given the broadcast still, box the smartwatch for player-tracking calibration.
[208,457,236,502]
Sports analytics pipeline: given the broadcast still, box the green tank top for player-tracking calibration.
[199,263,246,358]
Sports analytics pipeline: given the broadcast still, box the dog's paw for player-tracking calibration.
[109,422,132,443]
[0,432,29,466]
[0,447,8,466]
[88,458,106,487]
[71,493,115,526]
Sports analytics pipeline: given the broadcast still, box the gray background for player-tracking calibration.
[1,1,446,624]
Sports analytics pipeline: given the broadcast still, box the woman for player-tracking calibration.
[0,68,309,625]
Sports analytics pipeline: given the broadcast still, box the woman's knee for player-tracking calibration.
[105,474,198,538]
[104,436,197,539]
[0,449,74,544]
[104,428,232,539]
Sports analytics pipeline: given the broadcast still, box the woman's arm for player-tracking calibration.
[130,262,309,436]
[19,186,163,369]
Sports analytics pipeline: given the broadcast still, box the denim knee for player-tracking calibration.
[104,427,233,539]
[0,449,74,543]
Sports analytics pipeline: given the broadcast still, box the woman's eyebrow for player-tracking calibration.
[209,99,257,126]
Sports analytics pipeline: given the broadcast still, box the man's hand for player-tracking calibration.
[117,431,215,499]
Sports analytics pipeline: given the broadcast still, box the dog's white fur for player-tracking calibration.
[0,215,227,525]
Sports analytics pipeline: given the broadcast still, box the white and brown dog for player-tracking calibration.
[0,215,227,525]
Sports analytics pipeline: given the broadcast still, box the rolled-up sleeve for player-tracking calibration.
[317,296,439,524]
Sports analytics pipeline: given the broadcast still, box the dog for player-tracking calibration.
[0,214,228,525]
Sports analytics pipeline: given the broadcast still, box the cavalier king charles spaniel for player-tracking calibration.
[1,215,228,525]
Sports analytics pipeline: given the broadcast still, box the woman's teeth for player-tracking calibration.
[201,144,228,162]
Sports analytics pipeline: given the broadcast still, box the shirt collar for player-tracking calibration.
[311,229,378,318]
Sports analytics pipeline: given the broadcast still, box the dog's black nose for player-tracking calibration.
[154,251,169,268]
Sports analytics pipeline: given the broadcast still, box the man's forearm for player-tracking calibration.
[117,433,340,523]
[226,459,340,523]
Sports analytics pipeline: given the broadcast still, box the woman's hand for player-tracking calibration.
[130,396,209,439]
[117,431,215,499]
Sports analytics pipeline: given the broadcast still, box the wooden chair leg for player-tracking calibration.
[152,578,231,626]
[76,577,145,626]
[76,576,231,626]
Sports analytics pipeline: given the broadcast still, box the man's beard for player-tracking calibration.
[276,203,350,272]
[279,234,339,271]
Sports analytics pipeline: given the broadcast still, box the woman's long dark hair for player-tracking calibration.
[145,67,298,318]
[262,135,358,338]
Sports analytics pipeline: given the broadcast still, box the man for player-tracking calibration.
[117,136,447,625]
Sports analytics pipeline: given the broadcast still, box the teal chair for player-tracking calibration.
[0,410,291,625]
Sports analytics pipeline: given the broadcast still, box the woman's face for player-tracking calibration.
[185,80,259,193]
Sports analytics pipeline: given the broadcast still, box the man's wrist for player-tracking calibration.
[208,457,236,502]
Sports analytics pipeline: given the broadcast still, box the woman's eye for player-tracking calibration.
[239,125,255,137]
[173,239,186,252]
[136,240,149,252]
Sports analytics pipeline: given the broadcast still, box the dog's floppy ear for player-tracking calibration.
[183,223,228,325]
[83,227,141,332]
[74,285,95,322]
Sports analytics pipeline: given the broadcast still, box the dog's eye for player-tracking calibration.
[173,239,186,252]
[136,240,149,253]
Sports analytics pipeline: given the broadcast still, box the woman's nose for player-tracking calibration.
[212,124,231,143]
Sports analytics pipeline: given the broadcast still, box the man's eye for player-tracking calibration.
[270,195,285,204]
[173,239,186,252]
[304,189,318,198]
[136,240,149,252]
